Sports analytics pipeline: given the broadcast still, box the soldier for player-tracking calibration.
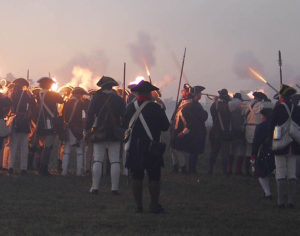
[0,88,11,152]
[208,89,231,175]
[228,93,246,175]
[251,108,275,199]
[270,84,300,208]
[243,92,273,176]
[123,81,169,213]
[188,85,208,174]
[83,89,95,175]
[85,76,126,195]
[35,77,64,176]
[8,78,36,174]
[57,86,73,173]
[170,83,193,173]
[61,87,88,176]
[27,87,42,170]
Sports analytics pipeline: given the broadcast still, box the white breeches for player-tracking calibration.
[275,154,297,180]
[9,132,29,170]
[62,142,84,176]
[91,142,121,191]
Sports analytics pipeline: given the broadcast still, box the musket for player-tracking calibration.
[202,93,218,100]
[27,69,29,80]
[123,62,126,101]
[296,84,300,89]
[175,48,186,107]
[148,74,152,84]
[278,50,283,85]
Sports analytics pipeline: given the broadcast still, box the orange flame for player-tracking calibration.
[247,89,265,99]
[249,67,267,84]
[51,78,58,91]
[145,64,150,77]
[129,76,144,86]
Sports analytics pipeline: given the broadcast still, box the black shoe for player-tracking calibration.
[90,189,98,195]
[172,165,178,173]
[135,207,143,213]
[181,166,187,175]
[274,204,285,209]
[8,168,13,175]
[264,194,272,200]
[150,204,165,214]
[112,190,120,196]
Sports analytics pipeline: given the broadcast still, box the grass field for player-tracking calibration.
[1,149,300,236]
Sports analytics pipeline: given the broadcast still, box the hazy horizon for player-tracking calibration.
[1,0,299,98]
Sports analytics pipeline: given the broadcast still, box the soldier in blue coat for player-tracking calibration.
[124,81,169,213]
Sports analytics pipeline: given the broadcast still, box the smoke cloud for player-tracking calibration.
[233,51,264,79]
[129,31,156,70]
[156,75,176,90]
[55,51,109,90]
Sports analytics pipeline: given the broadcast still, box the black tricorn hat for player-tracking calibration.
[131,81,159,93]
[218,88,230,101]
[233,93,242,100]
[13,78,30,88]
[37,77,55,85]
[218,88,228,96]
[72,87,88,95]
[253,91,268,101]
[96,76,118,88]
[192,85,205,94]
[279,84,297,98]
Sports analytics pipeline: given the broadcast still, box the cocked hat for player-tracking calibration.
[131,80,159,93]
[279,84,297,98]
[37,77,55,85]
[13,78,29,88]
[72,87,88,96]
[253,91,268,101]
[96,76,118,88]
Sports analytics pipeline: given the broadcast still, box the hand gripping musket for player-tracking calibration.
[278,50,283,85]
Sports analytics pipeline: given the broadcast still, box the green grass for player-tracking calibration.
[1,155,300,236]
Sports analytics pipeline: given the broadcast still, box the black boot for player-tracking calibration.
[40,147,52,176]
[173,164,178,173]
[149,181,164,214]
[132,180,143,213]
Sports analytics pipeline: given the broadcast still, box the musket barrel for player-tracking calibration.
[266,82,279,93]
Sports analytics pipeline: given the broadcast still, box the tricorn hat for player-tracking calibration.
[37,77,55,85]
[253,91,268,101]
[233,93,242,100]
[96,76,118,88]
[131,81,159,93]
[72,87,88,96]
[13,78,29,88]
[279,84,297,98]
[218,88,230,101]
[192,85,205,95]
